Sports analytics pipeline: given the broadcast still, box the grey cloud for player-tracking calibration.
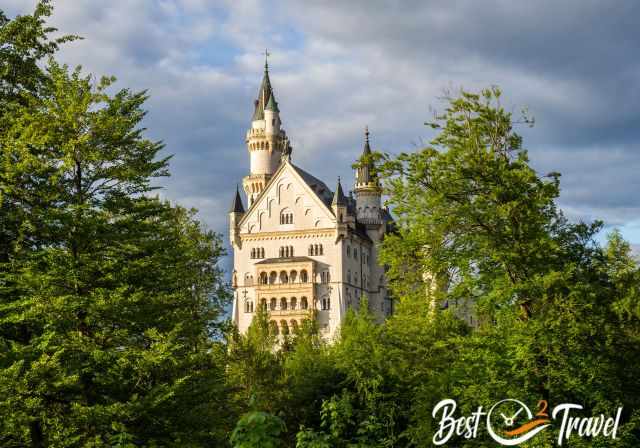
[4,0,639,259]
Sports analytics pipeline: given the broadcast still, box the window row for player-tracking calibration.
[251,244,326,260]
[250,247,265,259]
[260,296,309,311]
[280,210,294,225]
[279,246,294,257]
[346,245,370,264]
[269,319,305,336]
[258,270,309,285]
[308,244,323,256]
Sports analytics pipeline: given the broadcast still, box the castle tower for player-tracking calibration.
[354,127,382,225]
[243,55,290,206]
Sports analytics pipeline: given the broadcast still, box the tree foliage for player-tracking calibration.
[1,3,231,446]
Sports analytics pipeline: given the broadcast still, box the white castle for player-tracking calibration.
[229,59,394,339]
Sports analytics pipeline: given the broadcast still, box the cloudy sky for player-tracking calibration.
[5,1,640,266]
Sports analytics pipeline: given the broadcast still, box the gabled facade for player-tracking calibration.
[230,60,394,339]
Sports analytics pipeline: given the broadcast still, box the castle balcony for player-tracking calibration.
[255,256,316,287]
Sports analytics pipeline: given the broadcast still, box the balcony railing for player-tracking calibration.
[268,308,313,317]
[256,281,314,290]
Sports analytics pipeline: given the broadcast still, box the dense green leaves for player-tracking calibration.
[1,3,231,446]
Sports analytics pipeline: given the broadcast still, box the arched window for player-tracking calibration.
[290,320,299,333]
[269,271,277,284]
[280,320,289,335]
[280,297,288,310]
[280,246,294,258]
[300,270,308,283]
[270,320,279,335]
[308,245,313,255]
[322,297,331,310]
[259,272,268,284]
[279,271,288,284]
[301,297,308,310]
[347,246,351,256]
[261,298,267,311]
[290,297,297,310]
[252,247,264,259]
[270,298,277,311]
[280,209,293,225]
[290,270,297,283]
[319,245,323,255]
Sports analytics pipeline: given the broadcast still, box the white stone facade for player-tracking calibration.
[229,62,393,340]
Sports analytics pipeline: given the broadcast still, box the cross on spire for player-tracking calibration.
[264,48,270,70]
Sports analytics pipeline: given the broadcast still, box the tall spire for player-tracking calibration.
[230,185,245,213]
[252,49,276,121]
[363,125,371,155]
[357,126,375,185]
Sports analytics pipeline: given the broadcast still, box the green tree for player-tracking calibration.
[0,11,231,445]
[372,87,640,446]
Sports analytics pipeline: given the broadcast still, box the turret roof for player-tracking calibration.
[252,58,277,120]
[229,185,245,213]
[356,126,377,186]
[331,177,348,206]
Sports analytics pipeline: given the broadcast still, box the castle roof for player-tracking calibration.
[252,60,276,120]
[331,177,348,207]
[356,126,376,186]
[229,185,245,213]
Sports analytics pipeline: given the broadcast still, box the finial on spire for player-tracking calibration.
[362,125,372,155]
[264,48,270,70]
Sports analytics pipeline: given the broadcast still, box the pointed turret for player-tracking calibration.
[229,185,245,247]
[243,51,289,206]
[332,177,347,207]
[265,90,279,112]
[252,59,275,120]
[356,126,376,186]
[354,127,382,225]
[230,185,245,213]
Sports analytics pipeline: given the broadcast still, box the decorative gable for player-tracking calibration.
[239,162,336,235]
